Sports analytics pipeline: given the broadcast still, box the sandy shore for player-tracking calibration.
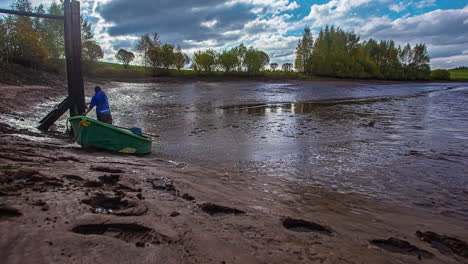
[1,82,468,264]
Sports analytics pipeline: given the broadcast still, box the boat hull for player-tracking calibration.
[68,116,153,154]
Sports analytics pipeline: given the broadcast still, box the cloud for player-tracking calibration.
[414,0,436,9]
[389,2,408,13]
[357,6,468,68]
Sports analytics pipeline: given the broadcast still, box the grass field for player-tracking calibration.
[449,70,468,80]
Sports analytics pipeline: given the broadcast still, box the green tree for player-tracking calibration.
[115,49,135,68]
[44,2,64,60]
[243,48,269,73]
[192,49,217,72]
[218,49,239,72]
[147,46,162,75]
[295,26,314,74]
[231,43,247,71]
[160,44,175,70]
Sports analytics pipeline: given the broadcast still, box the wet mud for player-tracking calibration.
[416,231,468,258]
[71,223,170,246]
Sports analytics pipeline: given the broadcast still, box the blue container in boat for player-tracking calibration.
[130,127,142,136]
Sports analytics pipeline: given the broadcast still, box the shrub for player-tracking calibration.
[431,69,450,80]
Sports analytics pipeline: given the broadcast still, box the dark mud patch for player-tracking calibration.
[282,217,333,236]
[81,194,146,216]
[82,194,130,211]
[0,205,22,218]
[62,175,84,182]
[370,237,434,259]
[181,193,195,201]
[98,174,120,185]
[416,231,468,258]
[83,180,103,188]
[71,223,170,246]
[150,177,177,193]
[1,170,39,184]
[90,166,124,173]
[200,203,245,216]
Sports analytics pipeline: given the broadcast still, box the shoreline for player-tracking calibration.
[1,81,468,263]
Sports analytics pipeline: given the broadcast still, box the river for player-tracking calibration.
[98,81,466,215]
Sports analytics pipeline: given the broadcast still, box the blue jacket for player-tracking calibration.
[89,91,111,114]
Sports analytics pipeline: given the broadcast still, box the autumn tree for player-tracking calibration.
[115,49,135,68]
[270,63,278,71]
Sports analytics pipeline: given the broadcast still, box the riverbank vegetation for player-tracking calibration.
[295,26,431,80]
[1,0,465,82]
[0,0,102,74]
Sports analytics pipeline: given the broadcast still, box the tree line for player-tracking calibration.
[0,0,103,71]
[117,35,293,75]
[295,26,432,80]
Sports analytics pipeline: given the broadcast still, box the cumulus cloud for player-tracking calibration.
[389,2,408,13]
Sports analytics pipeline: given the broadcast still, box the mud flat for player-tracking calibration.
[1,83,468,264]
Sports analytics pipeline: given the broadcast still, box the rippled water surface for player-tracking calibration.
[106,81,468,212]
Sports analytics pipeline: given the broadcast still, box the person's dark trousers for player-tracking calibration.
[97,113,113,125]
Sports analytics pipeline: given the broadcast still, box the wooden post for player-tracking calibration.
[64,0,85,117]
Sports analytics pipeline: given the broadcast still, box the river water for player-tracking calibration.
[104,81,468,214]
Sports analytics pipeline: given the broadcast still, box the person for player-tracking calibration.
[85,86,113,125]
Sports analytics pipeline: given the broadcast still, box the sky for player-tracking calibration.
[1,0,467,69]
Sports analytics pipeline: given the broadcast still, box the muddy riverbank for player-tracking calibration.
[1,81,468,263]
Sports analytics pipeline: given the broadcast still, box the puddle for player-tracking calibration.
[282,217,333,235]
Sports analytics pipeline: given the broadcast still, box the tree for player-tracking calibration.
[192,49,217,72]
[136,34,152,67]
[282,63,293,72]
[115,49,135,68]
[231,43,247,71]
[295,26,314,74]
[160,44,175,70]
[82,41,103,62]
[147,46,162,75]
[243,47,269,73]
[218,49,239,72]
[270,63,278,71]
[173,46,190,70]
[44,2,64,60]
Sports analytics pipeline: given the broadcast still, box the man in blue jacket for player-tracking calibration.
[85,86,113,124]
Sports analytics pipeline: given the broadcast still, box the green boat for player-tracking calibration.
[68,116,154,154]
